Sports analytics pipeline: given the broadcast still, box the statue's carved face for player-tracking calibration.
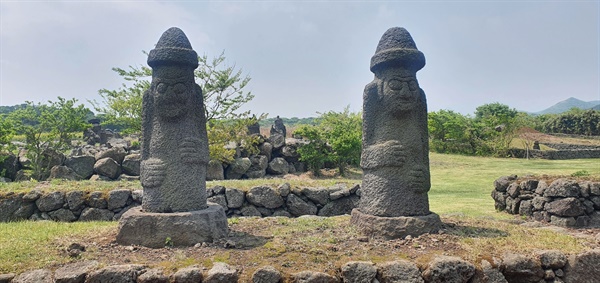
[382,76,420,113]
[154,79,191,120]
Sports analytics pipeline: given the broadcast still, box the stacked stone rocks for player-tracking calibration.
[207,136,307,181]
[4,249,600,283]
[0,140,141,183]
[0,188,141,222]
[492,175,600,227]
[0,183,360,222]
[0,135,306,183]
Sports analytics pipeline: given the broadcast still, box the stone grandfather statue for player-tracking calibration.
[117,27,227,248]
[351,27,441,239]
[140,27,209,213]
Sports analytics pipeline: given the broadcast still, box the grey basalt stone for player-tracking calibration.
[207,159,225,181]
[267,157,289,175]
[340,261,377,283]
[48,208,77,222]
[292,271,338,283]
[170,266,203,283]
[500,253,544,283]
[377,260,424,283]
[252,265,282,283]
[107,189,131,211]
[139,27,209,212]
[137,268,169,283]
[117,205,227,248]
[563,249,600,283]
[93,157,122,180]
[246,186,284,209]
[95,146,127,164]
[353,27,440,238]
[86,264,146,283]
[544,198,585,217]
[11,269,53,283]
[35,191,65,212]
[225,157,252,180]
[205,262,238,283]
[302,187,329,206]
[54,260,99,283]
[79,207,114,221]
[121,154,141,176]
[422,256,475,283]
[49,165,81,180]
[286,194,317,216]
[225,187,245,208]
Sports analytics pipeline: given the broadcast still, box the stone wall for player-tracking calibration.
[491,176,600,228]
[0,135,309,183]
[510,148,600,160]
[0,183,360,223]
[3,249,600,283]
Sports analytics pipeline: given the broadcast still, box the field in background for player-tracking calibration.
[1,154,599,275]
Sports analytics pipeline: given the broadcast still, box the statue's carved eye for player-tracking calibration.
[408,80,419,91]
[173,83,187,94]
[156,83,167,94]
[387,79,403,91]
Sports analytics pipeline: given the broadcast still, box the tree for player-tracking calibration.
[294,125,329,176]
[428,110,474,154]
[94,51,262,162]
[318,107,362,175]
[8,98,89,180]
[473,103,520,156]
[93,51,254,133]
[294,107,362,176]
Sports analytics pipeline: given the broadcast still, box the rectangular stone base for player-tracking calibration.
[350,208,441,239]
[117,204,228,248]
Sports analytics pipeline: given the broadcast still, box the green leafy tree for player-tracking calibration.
[473,103,520,156]
[318,107,362,175]
[294,125,329,176]
[94,51,261,162]
[428,110,475,154]
[8,98,89,180]
[294,107,362,176]
[542,108,600,136]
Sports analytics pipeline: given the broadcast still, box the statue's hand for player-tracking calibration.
[140,158,166,188]
[179,138,207,164]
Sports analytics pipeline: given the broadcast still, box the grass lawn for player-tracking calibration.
[0,153,599,275]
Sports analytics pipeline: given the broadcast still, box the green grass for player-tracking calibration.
[0,221,115,273]
[429,153,600,217]
[0,153,599,274]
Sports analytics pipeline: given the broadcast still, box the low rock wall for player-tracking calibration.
[2,249,599,283]
[510,148,600,160]
[0,135,310,182]
[0,183,360,223]
[491,176,600,228]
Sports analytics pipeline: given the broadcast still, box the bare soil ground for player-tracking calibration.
[517,128,600,146]
[50,215,600,282]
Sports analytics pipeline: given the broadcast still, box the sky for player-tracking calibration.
[1,1,599,118]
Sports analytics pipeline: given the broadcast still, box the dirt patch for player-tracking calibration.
[50,215,600,282]
[518,128,600,147]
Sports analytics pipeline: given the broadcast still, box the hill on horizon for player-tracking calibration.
[535,97,600,114]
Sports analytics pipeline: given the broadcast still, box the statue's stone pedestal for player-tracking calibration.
[350,209,441,239]
[117,204,228,248]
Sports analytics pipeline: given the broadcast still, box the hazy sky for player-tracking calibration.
[1,1,599,118]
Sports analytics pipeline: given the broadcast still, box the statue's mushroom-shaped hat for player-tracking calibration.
[148,27,198,68]
[370,27,425,73]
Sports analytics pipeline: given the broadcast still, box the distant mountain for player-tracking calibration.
[536,97,600,114]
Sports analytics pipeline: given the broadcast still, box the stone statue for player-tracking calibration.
[270,116,286,138]
[351,27,441,239]
[140,27,209,213]
[117,27,227,248]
